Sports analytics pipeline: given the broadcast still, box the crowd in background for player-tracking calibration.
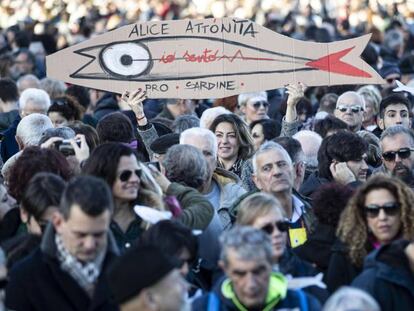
[0,0,414,311]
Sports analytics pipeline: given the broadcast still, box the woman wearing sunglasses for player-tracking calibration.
[325,174,414,293]
[209,113,254,178]
[237,92,269,125]
[83,142,165,252]
[236,192,329,303]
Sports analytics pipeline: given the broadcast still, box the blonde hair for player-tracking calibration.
[237,192,285,226]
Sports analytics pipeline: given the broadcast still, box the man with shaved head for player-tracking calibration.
[334,91,365,132]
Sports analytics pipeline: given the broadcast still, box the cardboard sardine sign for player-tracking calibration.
[46,17,384,99]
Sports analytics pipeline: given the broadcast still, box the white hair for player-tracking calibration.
[16,74,40,92]
[19,88,51,112]
[16,113,53,146]
[293,130,323,168]
[180,127,218,158]
[238,92,268,107]
[336,91,365,110]
[323,287,380,311]
[200,106,231,129]
[252,141,292,175]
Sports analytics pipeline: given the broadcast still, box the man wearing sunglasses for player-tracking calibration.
[379,125,414,186]
[333,91,365,132]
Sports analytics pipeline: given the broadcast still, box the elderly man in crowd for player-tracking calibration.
[250,141,316,247]
[1,87,51,162]
[333,91,365,132]
[193,226,321,310]
[180,127,246,230]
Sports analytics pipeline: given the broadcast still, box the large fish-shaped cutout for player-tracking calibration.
[47,17,384,99]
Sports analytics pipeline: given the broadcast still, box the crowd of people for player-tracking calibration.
[0,0,414,311]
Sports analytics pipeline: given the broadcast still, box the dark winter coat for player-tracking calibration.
[5,225,120,311]
[352,240,414,311]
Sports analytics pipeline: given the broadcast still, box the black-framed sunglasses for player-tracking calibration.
[386,77,400,84]
[119,169,142,182]
[260,220,290,235]
[252,101,269,110]
[382,148,414,162]
[364,202,400,218]
[336,105,363,113]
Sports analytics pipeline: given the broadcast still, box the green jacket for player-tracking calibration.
[166,182,214,230]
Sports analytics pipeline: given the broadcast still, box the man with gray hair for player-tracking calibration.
[251,141,316,247]
[334,91,365,132]
[2,113,53,179]
[180,127,246,230]
[379,125,414,186]
[192,226,320,310]
[1,87,51,162]
[293,130,323,180]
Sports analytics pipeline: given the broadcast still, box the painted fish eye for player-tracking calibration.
[99,42,152,78]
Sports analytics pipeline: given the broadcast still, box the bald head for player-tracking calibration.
[334,91,365,132]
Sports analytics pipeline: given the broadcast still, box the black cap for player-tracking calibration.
[150,133,180,154]
[107,245,177,304]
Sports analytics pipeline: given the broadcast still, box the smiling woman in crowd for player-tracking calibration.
[209,113,254,178]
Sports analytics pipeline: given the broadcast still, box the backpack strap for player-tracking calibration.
[295,289,308,311]
[207,292,220,311]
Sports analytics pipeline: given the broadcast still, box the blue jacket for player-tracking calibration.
[1,115,20,163]
[192,273,321,311]
[352,240,414,311]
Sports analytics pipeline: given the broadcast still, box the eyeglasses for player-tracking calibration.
[364,202,400,218]
[386,77,400,84]
[252,101,269,110]
[382,148,414,162]
[119,169,142,182]
[336,105,363,113]
[260,220,290,235]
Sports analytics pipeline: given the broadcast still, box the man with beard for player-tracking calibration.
[379,125,414,187]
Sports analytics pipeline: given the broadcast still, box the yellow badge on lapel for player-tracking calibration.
[289,227,307,248]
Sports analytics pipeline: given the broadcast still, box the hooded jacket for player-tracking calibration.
[352,240,414,311]
[192,272,321,310]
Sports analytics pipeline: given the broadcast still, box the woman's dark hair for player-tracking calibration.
[311,182,354,227]
[8,147,71,202]
[96,112,135,144]
[47,95,84,121]
[20,172,66,221]
[313,115,348,138]
[65,85,91,109]
[67,121,100,151]
[318,130,368,180]
[82,142,135,187]
[209,113,254,160]
[139,220,198,263]
[250,119,281,141]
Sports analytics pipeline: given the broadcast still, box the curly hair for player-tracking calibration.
[311,182,354,227]
[8,147,72,202]
[318,130,368,180]
[47,95,84,121]
[209,113,254,161]
[337,174,414,267]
